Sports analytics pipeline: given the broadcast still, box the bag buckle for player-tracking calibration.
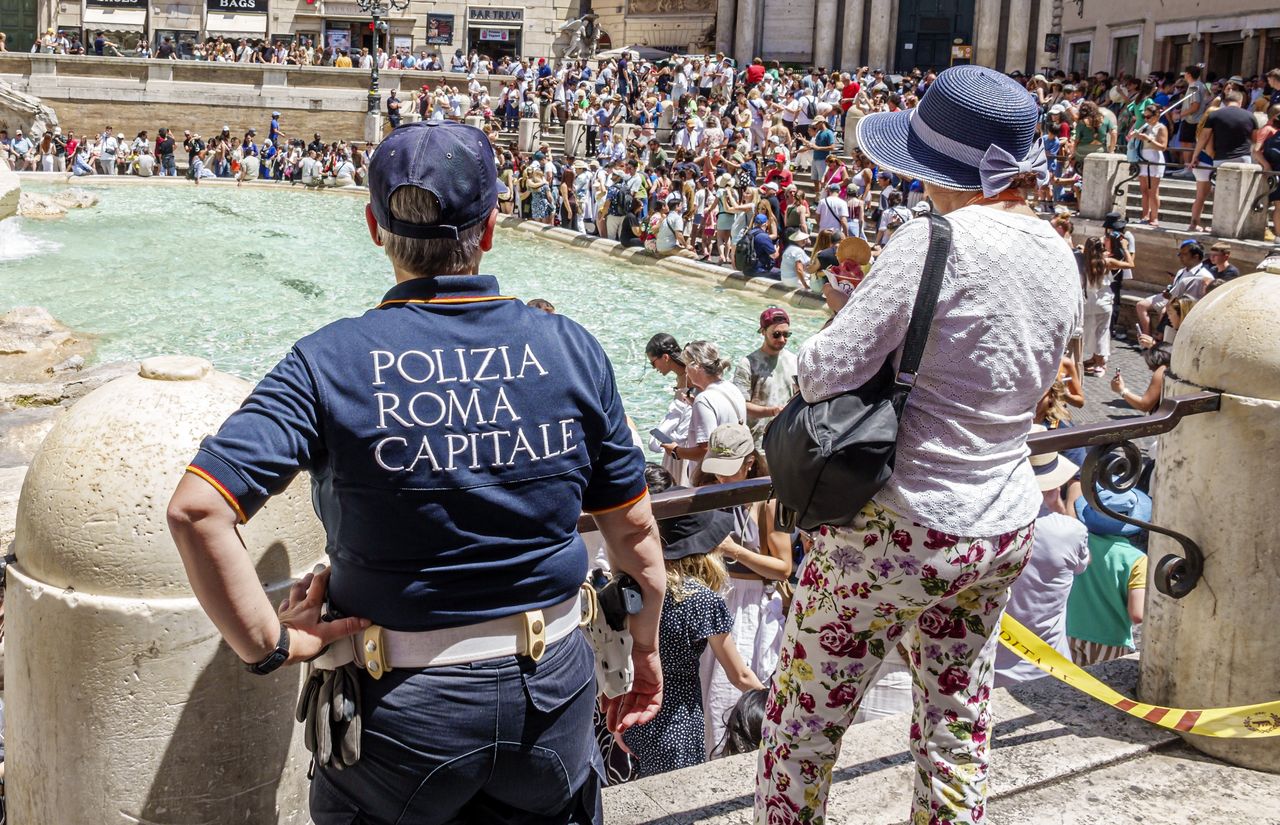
[893,371,917,391]
[520,609,547,662]
[362,625,389,680]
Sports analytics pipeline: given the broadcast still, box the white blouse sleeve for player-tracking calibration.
[797,217,934,402]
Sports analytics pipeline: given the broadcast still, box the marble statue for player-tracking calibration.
[558,14,601,60]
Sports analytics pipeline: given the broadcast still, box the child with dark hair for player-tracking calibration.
[715,688,769,757]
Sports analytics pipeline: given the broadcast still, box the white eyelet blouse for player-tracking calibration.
[797,205,1083,537]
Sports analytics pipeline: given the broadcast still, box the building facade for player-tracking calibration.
[35,0,587,60]
[1060,0,1279,79]
[716,0,1060,74]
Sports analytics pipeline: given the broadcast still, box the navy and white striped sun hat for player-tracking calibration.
[856,65,1042,192]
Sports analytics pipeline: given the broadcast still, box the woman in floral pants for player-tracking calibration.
[755,66,1081,825]
[755,503,1033,824]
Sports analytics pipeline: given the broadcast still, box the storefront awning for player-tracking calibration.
[83,7,147,29]
[205,12,267,35]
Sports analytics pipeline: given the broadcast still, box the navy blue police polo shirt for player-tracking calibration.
[187,274,647,631]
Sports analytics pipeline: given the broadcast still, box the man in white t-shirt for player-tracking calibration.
[994,433,1089,686]
[815,182,850,236]
[656,195,687,255]
[779,229,811,289]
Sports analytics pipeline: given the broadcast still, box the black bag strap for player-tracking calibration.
[892,212,953,407]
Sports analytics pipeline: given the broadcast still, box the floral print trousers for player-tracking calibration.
[755,501,1034,825]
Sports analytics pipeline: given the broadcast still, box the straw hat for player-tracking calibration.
[716,173,733,188]
[1027,425,1079,492]
[836,236,872,266]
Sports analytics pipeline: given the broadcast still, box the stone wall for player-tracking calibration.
[46,101,369,144]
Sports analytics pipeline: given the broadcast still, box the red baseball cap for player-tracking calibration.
[760,307,790,330]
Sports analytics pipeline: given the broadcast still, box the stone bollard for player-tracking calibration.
[844,113,862,154]
[465,115,484,130]
[1209,162,1268,241]
[613,122,637,148]
[1080,152,1129,220]
[1139,273,1280,772]
[518,117,539,153]
[6,356,325,823]
[565,119,588,158]
[657,105,675,142]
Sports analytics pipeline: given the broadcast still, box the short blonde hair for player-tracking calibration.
[377,186,486,276]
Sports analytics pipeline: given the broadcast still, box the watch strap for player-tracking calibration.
[247,624,291,675]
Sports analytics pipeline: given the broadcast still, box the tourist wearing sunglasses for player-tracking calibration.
[731,307,798,477]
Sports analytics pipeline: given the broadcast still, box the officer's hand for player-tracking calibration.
[604,644,662,741]
[277,566,370,665]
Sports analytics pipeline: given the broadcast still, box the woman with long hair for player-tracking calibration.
[756,66,1079,825]
[1080,236,1120,375]
[712,174,739,264]
[1071,100,1115,165]
[1131,103,1168,226]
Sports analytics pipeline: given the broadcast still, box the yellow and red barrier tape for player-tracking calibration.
[999,613,1280,738]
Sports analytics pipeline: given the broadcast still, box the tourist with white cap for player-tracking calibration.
[993,426,1091,687]
[756,65,1081,825]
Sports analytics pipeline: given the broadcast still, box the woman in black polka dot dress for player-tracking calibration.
[621,472,766,777]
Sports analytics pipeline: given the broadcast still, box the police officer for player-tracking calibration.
[168,120,667,824]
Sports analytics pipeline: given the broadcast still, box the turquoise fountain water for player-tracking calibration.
[0,183,824,426]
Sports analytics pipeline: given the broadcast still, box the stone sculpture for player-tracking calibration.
[0,79,59,139]
[559,13,602,60]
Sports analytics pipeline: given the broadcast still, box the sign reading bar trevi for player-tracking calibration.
[207,0,267,12]
[466,7,523,23]
[85,0,146,8]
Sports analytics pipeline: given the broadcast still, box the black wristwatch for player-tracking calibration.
[246,624,291,675]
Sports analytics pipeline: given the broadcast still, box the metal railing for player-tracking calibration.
[579,390,1221,598]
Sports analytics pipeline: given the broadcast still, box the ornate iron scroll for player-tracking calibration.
[1079,441,1203,598]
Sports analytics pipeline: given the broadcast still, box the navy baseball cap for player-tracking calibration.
[368,121,506,240]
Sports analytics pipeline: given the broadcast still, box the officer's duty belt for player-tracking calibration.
[311,594,582,679]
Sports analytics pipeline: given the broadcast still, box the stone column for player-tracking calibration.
[1035,0,1057,70]
[841,0,866,71]
[973,0,1002,69]
[813,0,840,70]
[867,0,893,70]
[717,0,737,56]
[734,0,759,67]
[1004,0,1031,75]
[1141,273,1280,773]
[1209,162,1268,241]
[5,356,325,825]
[1079,151,1128,220]
[1241,30,1259,79]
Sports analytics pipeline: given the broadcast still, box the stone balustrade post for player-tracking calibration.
[1080,152,1128,221]
[564,120,588,159]
[1209,162,1268,241]
[518,117,539,153]
[147,61,174,83]
[5,356,326,823]
[1140,271,1280,773]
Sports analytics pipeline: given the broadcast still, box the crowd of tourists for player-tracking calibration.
[4,44,1278,823]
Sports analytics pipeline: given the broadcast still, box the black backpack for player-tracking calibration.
[803,96,818,120]
[736,168,752,188]
[734,228,761,273]
[608,185,632,217]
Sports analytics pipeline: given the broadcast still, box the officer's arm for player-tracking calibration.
[592,494,664,653]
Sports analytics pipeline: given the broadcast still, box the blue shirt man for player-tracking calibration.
[748,215,778,275]
[268,111,282,147]
[167,121,666,825]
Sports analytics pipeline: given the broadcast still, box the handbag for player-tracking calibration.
[763,212,953,532]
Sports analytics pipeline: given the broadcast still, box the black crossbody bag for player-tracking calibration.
[764,212,953,531]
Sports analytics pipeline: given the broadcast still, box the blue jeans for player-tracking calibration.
[161,154,176,176]
[310,632,603,825]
